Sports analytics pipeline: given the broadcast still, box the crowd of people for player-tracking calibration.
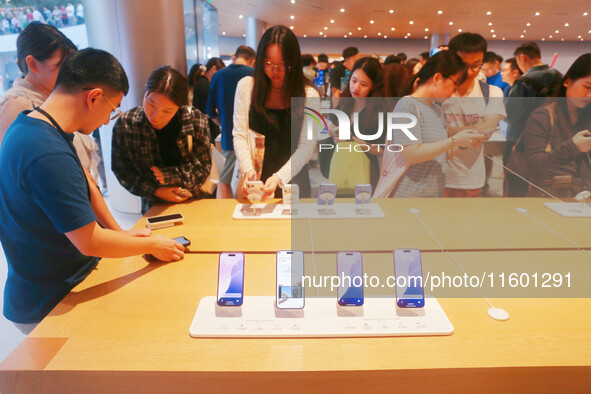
[0,22,590,331]
[0,3,83,35]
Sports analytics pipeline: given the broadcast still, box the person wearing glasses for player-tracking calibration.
[0,49,186,334]
[112,66,211,212]
[233,25,319,198]
[441,33,507,197]
[380,51,483,198]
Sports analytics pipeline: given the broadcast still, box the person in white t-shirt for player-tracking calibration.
[442,33,507,197]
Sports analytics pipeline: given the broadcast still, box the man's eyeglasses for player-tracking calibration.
[466,63,484,72]
[264,61,291,71]
[82,87,123,120]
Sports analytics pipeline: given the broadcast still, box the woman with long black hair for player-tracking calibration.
[524,54,591,197]
[233,25,319,198]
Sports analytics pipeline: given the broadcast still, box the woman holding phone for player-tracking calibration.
[524,53,591,197]
[112,66,211,212]
[233,25,319,198]
[382,51,483,198]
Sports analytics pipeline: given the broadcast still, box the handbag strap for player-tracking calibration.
[513,105,554,153]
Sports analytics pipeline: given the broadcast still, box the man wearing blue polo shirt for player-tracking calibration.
[0,49,184,334]
[207,45,255,198]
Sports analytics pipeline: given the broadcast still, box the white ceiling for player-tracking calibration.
[210,0,590,42]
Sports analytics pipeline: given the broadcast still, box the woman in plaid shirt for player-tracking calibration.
[112,66,211,212]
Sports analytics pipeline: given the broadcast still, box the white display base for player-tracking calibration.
[232,203,385,220]
[544,202,591,218]
[189,296,453,338]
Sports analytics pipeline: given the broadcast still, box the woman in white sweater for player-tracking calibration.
[233,25,319,198]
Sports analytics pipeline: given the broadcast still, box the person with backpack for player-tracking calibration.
[441,33,507,197]
[504,42,563,196]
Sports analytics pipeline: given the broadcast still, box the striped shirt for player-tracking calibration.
[393,96,447,198]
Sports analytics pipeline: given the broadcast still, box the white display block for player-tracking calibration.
[232,203,385,220]
[544,202,591,218]
[189,296,453,338]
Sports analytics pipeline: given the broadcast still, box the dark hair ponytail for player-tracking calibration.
[17,21,77,75]
[555,53,591,97]
[145,66,188,107]
[403,50,467,95]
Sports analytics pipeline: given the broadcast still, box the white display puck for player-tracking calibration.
[409,208,420,214]
[515,208,527,213]
[487,307,510,321]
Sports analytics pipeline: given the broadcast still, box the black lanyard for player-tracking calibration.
[33,107,91,200]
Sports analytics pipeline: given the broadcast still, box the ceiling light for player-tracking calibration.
[330,19,334,23]
[290,15,294,19]
[526,23,531,26]
[492,34,496,38]
[555,30,559,33]
[303,34,307,37]
[389,9,394,13]
[324,26,328,30]
[384,35,388,38]
[490,29,495,32]
[358,27,361,30]
[378,32,381,36]
[409,21,414,24]
[502,37,505,40]
[425,28,429,32]
[391,27,395,31]
[222,32,226,35]
[584,12,588,16]
[564,23,569,26]
[404,36,408,39]
[486,11,492,15]
[535,11,540,16]
[319,32,323,35]
[449,21,454,25]
[542,38,545,41]
[290,26,294,29]
[370,20,375,24]
[458,28,463,32]
[488,22,493,26]
[561,38,564,41]
[291,0,295,3]
[242,33,245,37]
[344,35,347,38]
[407,33,411,36]
[520,34,524,38]
[549,34,553,38]
[523,30,527,33]
[424,36,428,39]
[437,10,443,14]
[578,35,582,38]
[364,35,367,38]
[340,8,345,12]
[349,32,352,35]
[239,15,243,19]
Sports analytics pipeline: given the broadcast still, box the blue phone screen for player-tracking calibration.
[394,250,425,308]
[337,252,364,306]
[217,253,244,306]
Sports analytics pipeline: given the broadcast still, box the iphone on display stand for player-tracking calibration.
[245,181,265,215]
[282,184,299,215]
[217,253,245,306]
[394,249,425,308]
[317,183,337,215]
[276,250,305,309]
[336,252,364,306]
[355,184,372,215]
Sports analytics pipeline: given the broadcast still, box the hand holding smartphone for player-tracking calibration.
[245,181,265,202]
